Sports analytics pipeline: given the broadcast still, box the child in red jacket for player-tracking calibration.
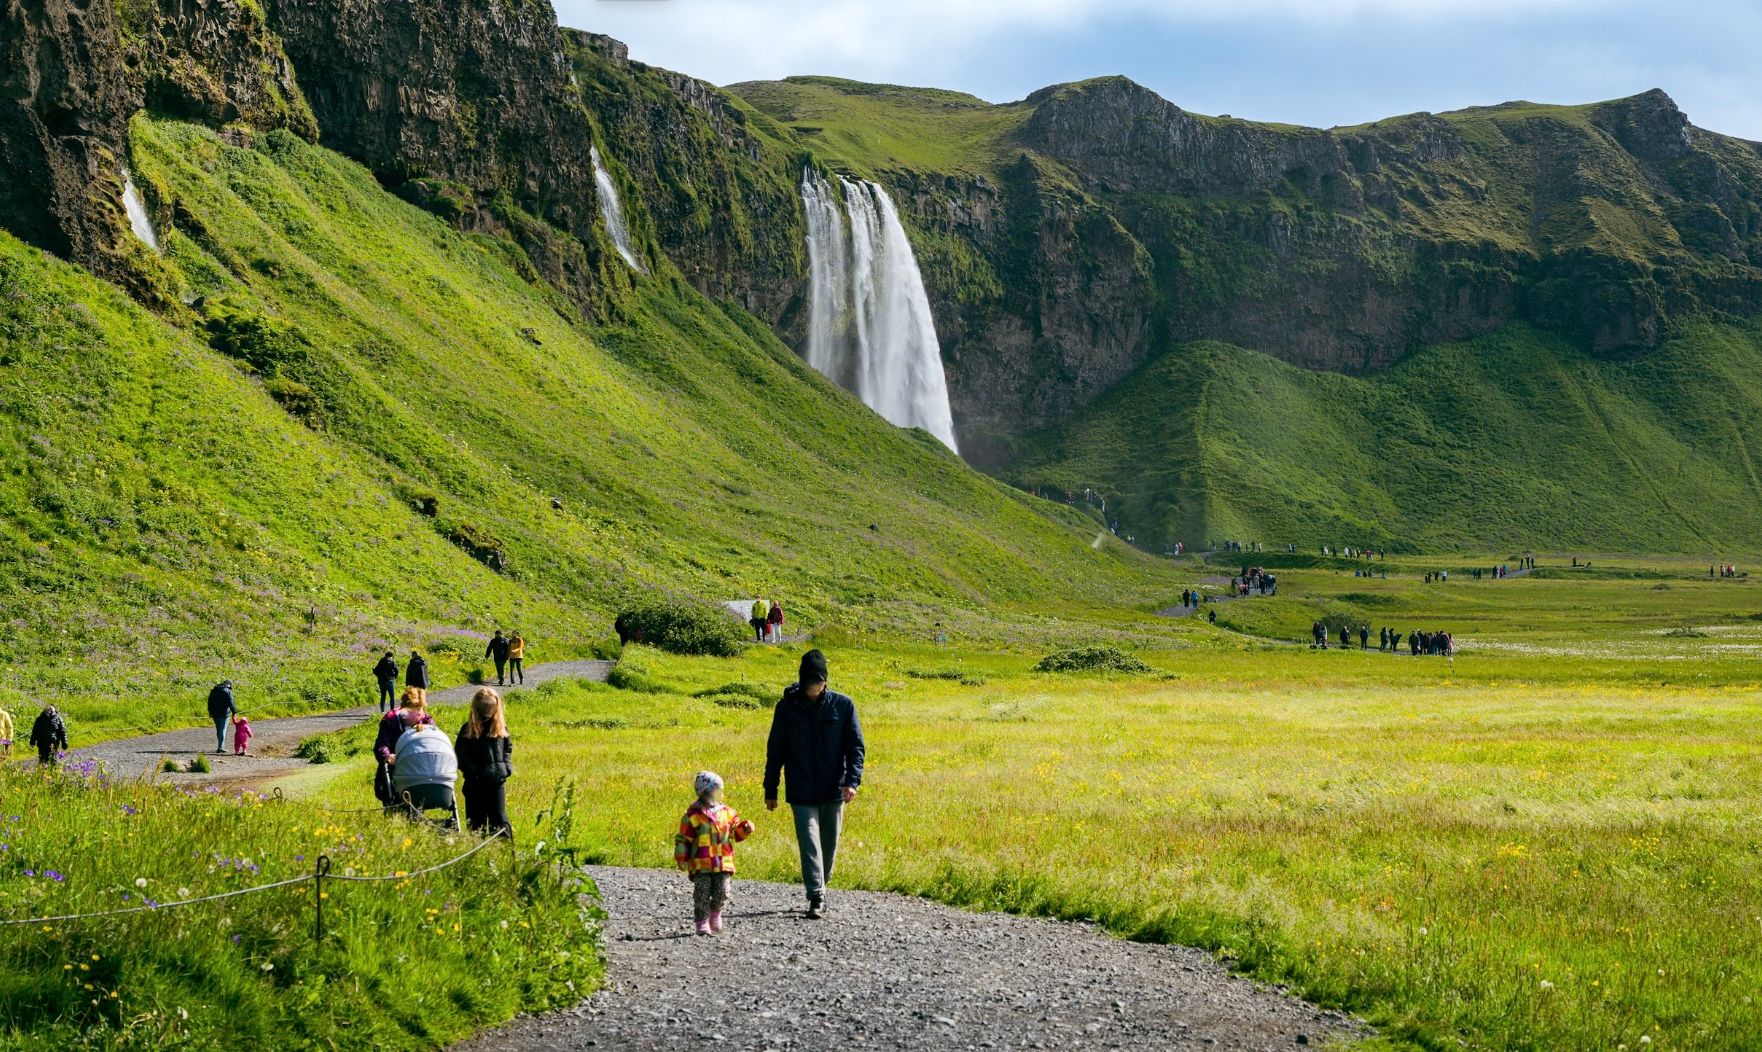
[232,715,253,756]
[674,771,754,935]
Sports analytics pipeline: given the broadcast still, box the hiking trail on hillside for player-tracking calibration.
[452,866,1368,1051]
[74,659,615,786]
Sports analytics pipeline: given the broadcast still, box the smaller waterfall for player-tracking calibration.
[120,169,160,253]
[590,145,645,273]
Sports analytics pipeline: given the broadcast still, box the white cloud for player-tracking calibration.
[561,0,1609,86]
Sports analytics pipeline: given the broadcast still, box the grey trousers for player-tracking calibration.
[790,801,844,902]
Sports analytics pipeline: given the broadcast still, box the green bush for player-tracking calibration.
[691,682,775,710]
[159,756,179,773]
[615,599,745,657]
[1032,645,1151,674]
[187,753,212,773]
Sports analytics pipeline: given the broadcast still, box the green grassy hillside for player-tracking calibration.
[1009,321,1762,552]
[0,116,1174,737]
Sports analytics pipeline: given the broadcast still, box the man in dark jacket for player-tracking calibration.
[373,652,399,712]
[30,706,68,765]
[406,652,431,695]
[485,631,511,686]
[206,681,236,754]
[764,649,864,919]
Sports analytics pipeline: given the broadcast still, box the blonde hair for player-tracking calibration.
[400,686,426,710]
[465,687,507,739]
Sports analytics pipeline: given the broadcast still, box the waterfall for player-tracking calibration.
[590,144,645,273]
[800,170,958,452]
[120,169,160,253]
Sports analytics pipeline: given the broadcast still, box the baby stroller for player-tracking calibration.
[390,724,460,831]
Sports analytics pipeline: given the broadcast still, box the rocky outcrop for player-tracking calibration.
[263,0,621,312]
[563,28,805,330]
[1,0,316,281]
[1,0,138,269]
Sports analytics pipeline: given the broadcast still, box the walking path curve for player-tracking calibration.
[452,866,1367,1051]
[75,659,615,785]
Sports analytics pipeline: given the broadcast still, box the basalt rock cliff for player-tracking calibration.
[6,0,1762,495]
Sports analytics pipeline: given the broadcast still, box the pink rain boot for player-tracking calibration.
[695,917,711,936]
[709,910,724,934]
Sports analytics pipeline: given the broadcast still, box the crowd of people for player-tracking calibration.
[1310,622,1456,656]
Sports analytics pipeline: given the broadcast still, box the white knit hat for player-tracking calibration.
[694,770,724,797]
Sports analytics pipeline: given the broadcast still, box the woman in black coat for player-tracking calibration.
[456,687,513,836]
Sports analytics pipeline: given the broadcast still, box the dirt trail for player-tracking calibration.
[454,867,1367,1051]
[73,659,615,786]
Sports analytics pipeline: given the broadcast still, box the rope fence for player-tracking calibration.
[0,807,516,939]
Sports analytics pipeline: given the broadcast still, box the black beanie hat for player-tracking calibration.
[799,649,829,685]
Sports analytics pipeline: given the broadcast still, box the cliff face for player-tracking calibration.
[2,0,140,272]
[262,0,629,311]
[562,29,806,332]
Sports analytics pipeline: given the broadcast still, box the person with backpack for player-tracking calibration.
[507,631,526,685]
[405,651,430,703]
[373,651,399,713]
[30,705,67,765]
[485,630,511,686]
[750,599,768,643]
[764,650,864,919]
[206,681,237,754]
[456,688,514,836]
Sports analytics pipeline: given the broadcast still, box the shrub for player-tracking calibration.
[187,753,212,773]
[615,599,745,657]
[159,756,179,773]
[262,376,323,427]
[906,668,987,687]
[692,682,774,710]
[1033,645,1151,674]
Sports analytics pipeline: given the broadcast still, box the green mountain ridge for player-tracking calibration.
[0,114,1170,728]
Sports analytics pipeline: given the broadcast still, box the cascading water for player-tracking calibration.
[590,144,645,273]
[120,169,160,253]
[800,170,958,452]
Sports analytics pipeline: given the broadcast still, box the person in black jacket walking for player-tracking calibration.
[405,651,430,703]
[763,650,864,919]
[30,706,68,765]
[373,651,399,713]
[456,688,513,836]
[206,681,237,754]
[485,630,511,686]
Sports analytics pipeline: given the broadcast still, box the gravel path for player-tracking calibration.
[454,867,1367,1052]
[74,659,615,784]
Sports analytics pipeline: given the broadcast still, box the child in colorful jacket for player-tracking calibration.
[674,770,755,935]
[232,715,253,756]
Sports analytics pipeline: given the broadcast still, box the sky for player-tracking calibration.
[557,0,1762,140]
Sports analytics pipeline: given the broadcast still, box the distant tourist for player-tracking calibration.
[456,687,514,836]
[767,600,785,643]
[615,612,632,646]
[765,650,865,919]
[30,705,67,765]
[207,681,237,755]
[232,715,253,756]
[486,630,511,686]
[1207,609,1217,625]
[507,631,526,684]
[675,770,756,936]
[1359,625,1370,649]
[405,651,431,704]
[0,704,12,756]
[750,599,769,643]
[373,651,399,713]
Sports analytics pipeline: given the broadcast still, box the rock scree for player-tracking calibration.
[452,866,1368,1051]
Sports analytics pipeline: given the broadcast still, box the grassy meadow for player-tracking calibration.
[273,558,1759,1051]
